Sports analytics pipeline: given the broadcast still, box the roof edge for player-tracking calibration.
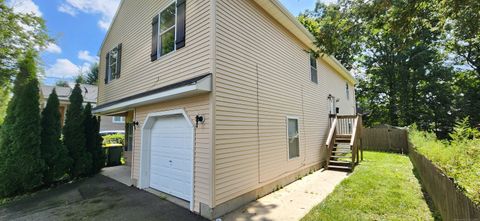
[254,0,357,84]
[99,0,356,84]
[98,0,125,56]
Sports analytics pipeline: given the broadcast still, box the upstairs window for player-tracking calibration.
[159,3,176,56]
[105,44,122,84]
[310,54,318,83]
[346,82,350,100]
[151,0,186,61]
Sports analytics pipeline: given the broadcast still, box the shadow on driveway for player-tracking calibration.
[0,175,206,221]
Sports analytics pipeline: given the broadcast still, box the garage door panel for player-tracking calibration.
[149,114,193,201]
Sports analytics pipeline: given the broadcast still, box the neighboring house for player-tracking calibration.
[40,84,125,132]
[93,0,357,219]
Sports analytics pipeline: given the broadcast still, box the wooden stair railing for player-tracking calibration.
[325,117,338,167]
[326,114,363,171]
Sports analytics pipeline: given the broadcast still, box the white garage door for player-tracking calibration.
[149,115,193,201]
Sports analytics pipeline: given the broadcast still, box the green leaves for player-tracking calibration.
[0,0,50,89]
[63,84,90,177]
[299,0,479,137]
[0,51,44,197]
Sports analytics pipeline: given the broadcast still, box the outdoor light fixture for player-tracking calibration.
[195,115,205,128]
[132,121,139,129]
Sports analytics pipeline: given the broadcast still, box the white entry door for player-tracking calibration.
[149,115,193,201]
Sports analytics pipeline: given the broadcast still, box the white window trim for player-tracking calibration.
[157,1,177,59]
[112,116,125,124]
[286,116,300,160]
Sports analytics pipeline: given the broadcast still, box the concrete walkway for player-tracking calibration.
[222,169,349,221]
[101,165,132,186]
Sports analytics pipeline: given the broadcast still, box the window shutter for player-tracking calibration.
[151,15,159,61]
[117,43,122,78]
[104,52,110,84]
[176,0,186,49]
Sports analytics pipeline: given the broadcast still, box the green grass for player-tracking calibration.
[302,151,436,221]
[410,128,480,205]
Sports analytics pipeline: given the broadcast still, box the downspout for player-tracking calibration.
[208,0,217,212]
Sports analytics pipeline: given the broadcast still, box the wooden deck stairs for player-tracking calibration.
[325,115,363,171]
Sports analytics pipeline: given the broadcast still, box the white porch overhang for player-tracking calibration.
[93,74,211,115]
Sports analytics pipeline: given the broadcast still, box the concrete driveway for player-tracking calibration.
[0,175,206,221]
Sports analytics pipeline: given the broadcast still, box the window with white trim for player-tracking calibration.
[112,116,125,124]
[287,118,300,159]
[346,82,350,100]
[158,3,176,57]
[106,45,121,83]
[310,54,318,83]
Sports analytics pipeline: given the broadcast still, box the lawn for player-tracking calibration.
[302,151,436,221]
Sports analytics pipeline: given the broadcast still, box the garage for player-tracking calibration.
[140,110,194,204]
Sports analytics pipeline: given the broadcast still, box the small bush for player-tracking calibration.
[102,134,125,146]
[410,119,480,205]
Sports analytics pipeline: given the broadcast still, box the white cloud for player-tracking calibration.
[78,50,99,63]
[321,0,338,4]
[46,59,81,78]
[58,4,77,16]
[44,43,62,54]
[58,0,121,31]
[7,0,42,17]
[46,58,95,78]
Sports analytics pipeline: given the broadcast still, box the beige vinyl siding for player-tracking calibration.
[98,0,212,104]
[320,59,356,115]
[133,94,211,210]
[213,0,356,206]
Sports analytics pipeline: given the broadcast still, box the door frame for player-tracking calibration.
[139,109,195,211]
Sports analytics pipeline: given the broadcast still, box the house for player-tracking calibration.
[93,0,358,219]
[40,84,125,132]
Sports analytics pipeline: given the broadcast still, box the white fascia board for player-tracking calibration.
[93,75,212,115]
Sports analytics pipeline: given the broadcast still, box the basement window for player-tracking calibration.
[287,117,300,159]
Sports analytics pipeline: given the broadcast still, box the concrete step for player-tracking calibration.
[327,164,352,171]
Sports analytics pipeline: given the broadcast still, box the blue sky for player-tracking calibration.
[8,0,319,85]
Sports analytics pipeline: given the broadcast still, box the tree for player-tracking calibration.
[0,51,44,197]
[299,2,364,70]
[0,0,50,89]
[0,88,9,125]
[299,0,463,138]
[55,80,70,87]
[75,75,86,84]
[85,63,99,85]
[441,0,480,76]
[63,84,91,177]
[83,103,104,175]
[40,89,72,185]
